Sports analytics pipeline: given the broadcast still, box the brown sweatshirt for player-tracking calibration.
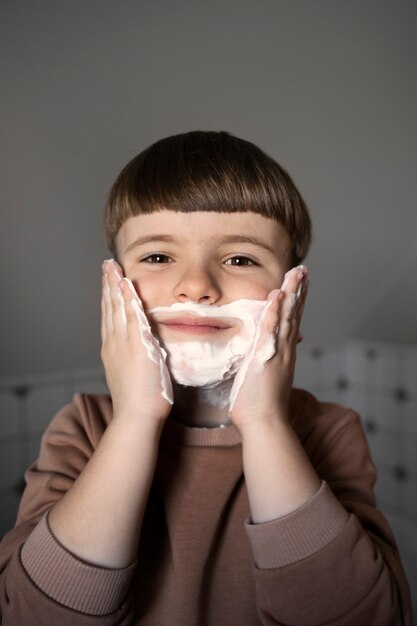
[0,389,412,625]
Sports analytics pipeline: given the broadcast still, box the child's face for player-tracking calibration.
[116,210,292,339]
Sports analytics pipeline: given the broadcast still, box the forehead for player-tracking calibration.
[117,210,291,260]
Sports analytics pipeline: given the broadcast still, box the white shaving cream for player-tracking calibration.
[149,299,277,408]
[124,279,174,404]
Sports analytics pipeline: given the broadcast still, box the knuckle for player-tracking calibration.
[126,311,138,325]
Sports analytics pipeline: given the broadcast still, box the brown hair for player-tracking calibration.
[105,130,312,265]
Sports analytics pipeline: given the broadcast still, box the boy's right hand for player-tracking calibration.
[101,259,173,422]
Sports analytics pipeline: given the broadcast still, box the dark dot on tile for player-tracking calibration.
[336,377,349,390]
[393,388,409,404]
[392,466,409,482]
[311,347,323,359]
[365,348,379,360]
[12,385,32,398]
[364,418,378,434]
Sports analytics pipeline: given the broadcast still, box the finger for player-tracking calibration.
[229,293,279,412]
[293,277,309,325]
[102,258,124,278]
[281,268,303,329]
[121,278,172,384]
[120,278,155,345]
[290,278,309,344]
[105,262,128,336]
[102,259,122,336]
[119,278,142,340]
[110,258,124,277]
[279,267,307,343]
[120,278,174,405]
[101,274,107,343]
[103,272,114,335]
[261,289,282,335]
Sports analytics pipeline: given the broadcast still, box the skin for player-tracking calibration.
[49,210,320,569]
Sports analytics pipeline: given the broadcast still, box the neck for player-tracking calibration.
[170,380,233,428]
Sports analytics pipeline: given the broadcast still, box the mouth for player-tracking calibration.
[154,315,236,337]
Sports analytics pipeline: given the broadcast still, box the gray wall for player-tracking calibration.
[1,0,416,377]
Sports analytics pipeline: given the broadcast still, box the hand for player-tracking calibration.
[229,266,308,430]
[101,259,173,422]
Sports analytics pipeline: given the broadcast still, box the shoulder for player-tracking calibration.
[289,387,370,463]
[290,388,376,492]
[43,392,113,448]
[289,387,361,430]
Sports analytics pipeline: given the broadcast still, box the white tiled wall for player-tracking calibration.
[294,339,417,614]
[0,367,108,538]
[0,344,416,613]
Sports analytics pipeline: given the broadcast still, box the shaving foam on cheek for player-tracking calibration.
[149,299,278,408]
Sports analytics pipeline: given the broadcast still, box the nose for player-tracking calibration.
[173,267,221,304]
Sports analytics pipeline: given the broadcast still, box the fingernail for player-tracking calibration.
[102,258,114,272]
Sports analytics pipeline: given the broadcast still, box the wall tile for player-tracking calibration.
[293,354,312,389]
[71,377,108,396]
[375,473,406,509]
[402,480,417,515]
[367,348,402,392]
[0,441,24,490]
[367,431,403,467]
[343,389,370,417]
[345,341,406,393]
[403,353,417,401]
[0,391,20,438]
[0,492,21,539]
[26,381,69,434]
[345,344,372,387]
[364,392,407,431]
[321,346,345,388]
[404,401,417,436]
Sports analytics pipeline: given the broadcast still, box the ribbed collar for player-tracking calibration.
[161,415,242,447]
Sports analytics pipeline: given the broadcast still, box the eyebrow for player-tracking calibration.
[124,235,177,254]
[124,234,275,255]
[219,235,275,254]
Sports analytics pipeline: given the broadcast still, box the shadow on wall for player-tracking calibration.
[0,339,416,612]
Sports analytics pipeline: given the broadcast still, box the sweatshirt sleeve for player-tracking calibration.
[244,398,413,626]
[0,393,136,626]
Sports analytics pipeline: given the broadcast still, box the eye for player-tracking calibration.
[224,256,257,267]
[141,254,173,264]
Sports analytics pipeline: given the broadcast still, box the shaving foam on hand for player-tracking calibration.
[228,266,307,412]
[228,296,277,412]
[124,279,174,405]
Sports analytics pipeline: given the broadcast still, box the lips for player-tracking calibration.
[154,314,235,337]
[160,315,232,329]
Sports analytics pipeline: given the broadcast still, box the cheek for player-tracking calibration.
[127,274,165,309]
[234,277,283,301]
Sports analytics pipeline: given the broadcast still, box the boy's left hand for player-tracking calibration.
[229,266,308,429]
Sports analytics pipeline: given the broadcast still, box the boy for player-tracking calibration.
[0,131,412,625]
